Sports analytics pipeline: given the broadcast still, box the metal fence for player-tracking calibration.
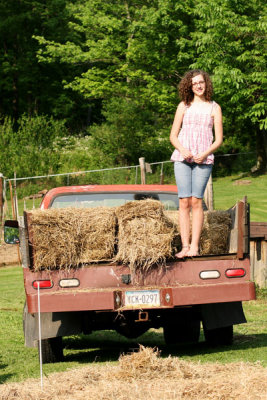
[0,151,257,220]
[0,158,175,220]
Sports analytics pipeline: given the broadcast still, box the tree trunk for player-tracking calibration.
[256,128,267,173]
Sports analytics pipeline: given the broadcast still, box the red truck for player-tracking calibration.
[4,184,255,363]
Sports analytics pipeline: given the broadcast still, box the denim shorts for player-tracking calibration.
[174,161,213,199]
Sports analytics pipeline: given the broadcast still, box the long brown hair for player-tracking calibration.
[178,69,213,105]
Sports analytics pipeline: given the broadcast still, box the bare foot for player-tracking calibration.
[187,246,199,257]
[175,246,190,258]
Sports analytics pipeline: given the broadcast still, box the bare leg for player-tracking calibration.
[187,197,203,256]
[175,197,191,258]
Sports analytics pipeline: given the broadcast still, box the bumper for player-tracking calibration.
[27,281,256,313]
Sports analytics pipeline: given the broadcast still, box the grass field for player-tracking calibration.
[213,173,267,222]
[0,266,266,384]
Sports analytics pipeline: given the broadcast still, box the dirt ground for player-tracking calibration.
[0,346,266,400]
[0,241,20,266]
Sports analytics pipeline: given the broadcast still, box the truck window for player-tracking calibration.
[50,192,179,210]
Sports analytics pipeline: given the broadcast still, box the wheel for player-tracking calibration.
[164,319,200,345]
[203,325,233,346]
[38,336,64,363]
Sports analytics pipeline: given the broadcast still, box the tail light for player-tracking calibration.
[225,268,246,278]
[200,270,220,279]
[32,280,53,289]
[59,278,80,288]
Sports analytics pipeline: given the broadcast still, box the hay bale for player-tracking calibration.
[164,210,232,255]
[200,211,232,255]
[115,200,177,272]
[29,207,116,271]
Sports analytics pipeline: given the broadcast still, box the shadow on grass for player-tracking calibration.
[62,330,267,364]
[0,358,13,385]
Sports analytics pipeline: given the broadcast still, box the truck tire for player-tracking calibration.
[163,319,200,345]
[38,337,64,363]
[203,325,233,346]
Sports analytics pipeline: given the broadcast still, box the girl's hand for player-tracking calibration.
[181,148,193,161]
[193,153,207,163]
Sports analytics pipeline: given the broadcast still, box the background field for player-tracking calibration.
[213,174,267,222]
[0,266,266,384]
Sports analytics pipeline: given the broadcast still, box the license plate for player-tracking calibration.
[124,290,160,307]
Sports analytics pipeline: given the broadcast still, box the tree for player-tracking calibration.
[34,0,196,162]
[0,0,91,128]
[190,0,267,171]
[32,0,266,170]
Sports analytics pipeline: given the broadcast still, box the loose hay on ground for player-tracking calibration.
[29,207,116,271]
[1,346,266,400]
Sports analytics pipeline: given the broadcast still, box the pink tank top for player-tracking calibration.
[171,101,217,165]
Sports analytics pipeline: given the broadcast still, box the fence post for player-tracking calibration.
[204,174,214,210]
[0,174,3,233]
[160,163,164,185]
[139,157,146,184]
[9,181,16,219]
[14,172,19,218]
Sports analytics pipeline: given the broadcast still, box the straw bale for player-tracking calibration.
[115,200,178,272]
[1,346,267,400]
[30,207,116,271]
[164,210,232,255]
[200,211,232,255]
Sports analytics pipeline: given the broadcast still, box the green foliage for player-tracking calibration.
[190,0,267,170]
[0,0,266,176]
[89,98,171,164]
[0,114,68,178]
[0,0,91,129]
[35,0,198,116]
[33,0,267,172]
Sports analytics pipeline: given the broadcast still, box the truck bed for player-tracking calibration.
[17,196,255,314]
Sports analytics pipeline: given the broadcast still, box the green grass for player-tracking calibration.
[0,266,266,384]
[213,173,267,222]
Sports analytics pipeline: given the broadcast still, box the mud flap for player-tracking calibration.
[23,302,84,347]
[200,301,246,330]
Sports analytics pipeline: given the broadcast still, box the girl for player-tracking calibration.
[170,70,223,258]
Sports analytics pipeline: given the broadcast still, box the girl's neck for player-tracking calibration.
[192,94,207,104]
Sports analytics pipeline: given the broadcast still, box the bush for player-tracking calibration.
[0,114,68,178]
[89,98,171,165]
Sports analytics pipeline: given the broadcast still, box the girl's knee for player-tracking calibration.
[191,197,203,209]
[179,197,191,210]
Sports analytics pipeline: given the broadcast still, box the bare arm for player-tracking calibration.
[170,102,193,160]
[193,104,223,164]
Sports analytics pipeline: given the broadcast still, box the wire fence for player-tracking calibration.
[1,151,257,220]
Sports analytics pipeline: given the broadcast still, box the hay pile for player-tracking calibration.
[164,210,232,255]
[115,200,179,272]
[1,346,266,400]
[29,207,116,271]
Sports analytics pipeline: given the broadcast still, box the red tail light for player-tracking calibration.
[225,268,246,278]
[32,280,53,289]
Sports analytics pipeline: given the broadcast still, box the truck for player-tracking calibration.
[4,184,255,363]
